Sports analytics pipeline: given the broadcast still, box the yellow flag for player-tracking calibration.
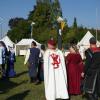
[61,21,65,30]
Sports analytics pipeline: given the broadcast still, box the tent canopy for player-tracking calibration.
[0,36,15,48]
[16,39,41,46]
[15,38,41,56]
[77,31,100,59]
[78,31,100,46]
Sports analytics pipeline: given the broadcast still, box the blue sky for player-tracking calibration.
[0,0,100,36]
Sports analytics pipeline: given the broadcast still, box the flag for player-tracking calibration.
[61,21,65,30]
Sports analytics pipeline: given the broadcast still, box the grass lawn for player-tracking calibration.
[0,56,99,100]
[0,56,45,100]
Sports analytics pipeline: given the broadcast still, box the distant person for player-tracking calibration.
[6,46,16,77]
[44,39,69,100]
[37,44,45,84]
[0,41,8,79]
[24,41,40,83]
[65,45,84,95]
[83,37,100,100]
[0,42,3,74]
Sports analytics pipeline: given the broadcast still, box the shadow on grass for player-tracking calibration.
[6,90,30,100]
[0,78,27,93]
[15,71,28,77]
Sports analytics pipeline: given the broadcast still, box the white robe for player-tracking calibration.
[44,49,69,100]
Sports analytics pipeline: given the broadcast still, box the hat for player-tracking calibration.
[48,39,56,46]
[89,37,96,44]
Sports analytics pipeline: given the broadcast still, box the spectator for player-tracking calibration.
[65,45,84,95]
[6,46,16,77]
[44,39,69,100]
[83,37,100,100]
[24,41,40,83]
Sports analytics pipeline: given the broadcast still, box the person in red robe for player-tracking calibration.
[65,45,84,95]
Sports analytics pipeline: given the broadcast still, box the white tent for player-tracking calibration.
[15,39,41,56]
[78,31,100,48]
[77,31,100,59]
[0,36,15,49]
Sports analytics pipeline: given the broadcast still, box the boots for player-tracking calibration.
[87,93,98,100]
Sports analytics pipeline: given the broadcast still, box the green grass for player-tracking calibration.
[0,56,45,100]
[0,56,99,100]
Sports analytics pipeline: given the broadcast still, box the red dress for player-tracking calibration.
[65,53,84,95]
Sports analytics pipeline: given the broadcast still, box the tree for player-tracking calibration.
[8,17,25,29]
[7,0,99,45]
[8,19,30,42]
[72,17,77,29]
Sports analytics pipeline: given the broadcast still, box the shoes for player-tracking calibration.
[0,90,4,94]
[35,80,41,85]
[30,77,37,83]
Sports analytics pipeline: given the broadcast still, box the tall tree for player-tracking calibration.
[72,17,77,29]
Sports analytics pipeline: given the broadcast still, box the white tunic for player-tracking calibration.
[44,49,69,100]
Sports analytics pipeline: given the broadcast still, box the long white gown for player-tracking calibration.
[44,49,69,100]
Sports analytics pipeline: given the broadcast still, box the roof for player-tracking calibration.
[0,36,15,48]
[78,31,93,46]
[16,39,41,46]
[78,31,100,46]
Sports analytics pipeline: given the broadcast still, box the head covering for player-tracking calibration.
[48,39,56,46]
[89,37,96,44]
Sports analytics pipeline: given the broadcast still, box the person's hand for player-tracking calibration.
[81,72,84,78]
[24,62,27,66]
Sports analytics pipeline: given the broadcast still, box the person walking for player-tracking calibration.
[24,41,40,83]
[0,41,8,79]
[37,44,45,84]
[83,37,100,100]
[6,46,16,77]
[44,39,69,100]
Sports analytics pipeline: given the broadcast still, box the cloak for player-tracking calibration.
[44,49,69,100]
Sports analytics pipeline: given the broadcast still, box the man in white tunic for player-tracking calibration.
[44,39,69,100]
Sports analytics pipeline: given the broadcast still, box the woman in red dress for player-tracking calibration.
[65,45,84,95]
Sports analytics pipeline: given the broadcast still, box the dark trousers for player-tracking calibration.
[87,93,98,100]
[87,80,98,100]
[28,63,38,82]
[37,61,43,82]
[1,64,6,77]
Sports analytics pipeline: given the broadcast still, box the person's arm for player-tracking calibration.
[43,50,49,90]
[84,50,91,74]
[60,51,68,85]
[24,49,30,65]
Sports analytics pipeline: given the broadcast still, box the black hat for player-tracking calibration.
[89,37,96,44]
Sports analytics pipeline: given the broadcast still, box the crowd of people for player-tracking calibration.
[0,37,100,100]
[24,37,100,100]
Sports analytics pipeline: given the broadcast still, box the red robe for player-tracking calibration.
[65,53,84,95]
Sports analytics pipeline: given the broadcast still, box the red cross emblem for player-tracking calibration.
[50,53,61,69]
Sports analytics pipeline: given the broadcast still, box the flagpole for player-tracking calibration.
[96,8,98,41]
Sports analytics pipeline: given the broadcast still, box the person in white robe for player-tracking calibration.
[44,39,69,100]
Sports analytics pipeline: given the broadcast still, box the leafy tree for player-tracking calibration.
[7,0,100,45]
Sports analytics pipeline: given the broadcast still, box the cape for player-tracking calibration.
[44,49,69,100]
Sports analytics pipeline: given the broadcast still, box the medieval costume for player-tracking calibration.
[65,45,84,95]
[0,41,8,78]
[44,39,69,100]
[6,47,16,77]
[24,41,40,83]
[83,37,100,100]
[37,45,45,83]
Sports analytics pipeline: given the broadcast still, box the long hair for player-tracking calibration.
[71,45,79,53]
